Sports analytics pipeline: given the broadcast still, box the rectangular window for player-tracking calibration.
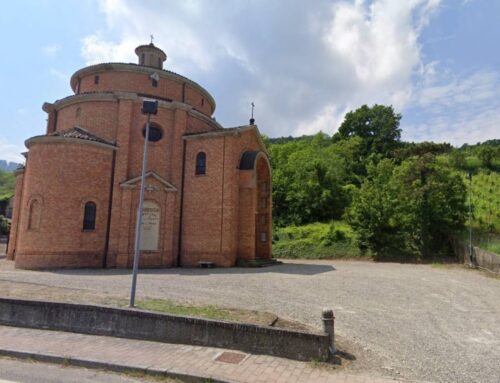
[260,232,267,242]
[260,214,267,225]
[152,79,158,87]
[260,198,267,209]
[94,75,100,84]
[261,182,268,193]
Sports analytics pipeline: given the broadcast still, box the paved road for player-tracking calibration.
[0,259,499,383]
[0,357,168,383]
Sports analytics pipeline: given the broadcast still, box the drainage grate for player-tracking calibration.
[214,351,248,364]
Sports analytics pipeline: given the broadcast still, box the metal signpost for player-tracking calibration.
[129,98,158,307]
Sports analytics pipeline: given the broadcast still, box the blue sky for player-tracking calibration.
[0,0,499,163]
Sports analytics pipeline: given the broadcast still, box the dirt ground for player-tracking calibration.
[1,257,499,382]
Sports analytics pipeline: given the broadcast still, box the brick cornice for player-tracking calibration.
[50,92,223,132]
[25,135,117,151]
[183,124,269,155]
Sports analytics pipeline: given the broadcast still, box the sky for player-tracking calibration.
[0,0,499,163]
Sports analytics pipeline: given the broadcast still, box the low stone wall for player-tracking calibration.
[0,297,329,361]
[453,241,500,274]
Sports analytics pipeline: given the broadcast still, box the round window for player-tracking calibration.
[143,125,163,142]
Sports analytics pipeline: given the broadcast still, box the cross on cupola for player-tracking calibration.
[250,102,255,125]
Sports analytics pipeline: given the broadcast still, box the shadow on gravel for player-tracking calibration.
[49,263,335,277]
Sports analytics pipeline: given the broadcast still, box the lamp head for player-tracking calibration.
[142,99,158,115]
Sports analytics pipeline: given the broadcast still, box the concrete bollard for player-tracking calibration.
[322,308,336,354]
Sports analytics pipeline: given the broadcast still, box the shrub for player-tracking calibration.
[0,215,10,235]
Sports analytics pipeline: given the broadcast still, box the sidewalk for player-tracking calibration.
[0,325,415,383]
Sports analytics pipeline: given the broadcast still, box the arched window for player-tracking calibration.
[195,152,206,175]
[28,199,41,230]
[83,202,96,231]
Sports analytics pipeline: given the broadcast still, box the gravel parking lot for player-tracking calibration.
[0,257,499,383]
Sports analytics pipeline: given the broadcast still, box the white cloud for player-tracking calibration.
[323,0,440,108]
[42,44,61,57]
[405,68,500,145]
[49,67,67,80]
[78,0,449,139]
[295,104,349,136]
[81,34,138,64]
[417,70,498,109]
[0,137,25,163]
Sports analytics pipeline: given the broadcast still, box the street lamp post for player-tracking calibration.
[468,170,473,266]
[129,99,158,307]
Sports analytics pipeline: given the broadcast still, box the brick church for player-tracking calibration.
[7,43,272,269]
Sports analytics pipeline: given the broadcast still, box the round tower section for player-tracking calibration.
[14,134,115,269]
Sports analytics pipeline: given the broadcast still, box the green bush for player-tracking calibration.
[349,156,467,260]
[0,215,10,235]
[273,221,364,259]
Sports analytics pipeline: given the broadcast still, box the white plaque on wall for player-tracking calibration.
[140,200,160,251]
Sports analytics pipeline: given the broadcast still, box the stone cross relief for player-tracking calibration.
[145,184,161,193]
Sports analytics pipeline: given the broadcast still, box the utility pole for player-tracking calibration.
[129,99,158,307]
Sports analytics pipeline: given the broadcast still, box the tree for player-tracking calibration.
[0,170,15,201]
[449,149,466,169]
[394,142,452,162]
[348,159,403,256]
[269,132,349,225]
[477,146,497,169]
[350,156,467,260]
[335,104,402,158]
[393,155,467,258]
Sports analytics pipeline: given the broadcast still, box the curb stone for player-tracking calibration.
[0,348,230,383]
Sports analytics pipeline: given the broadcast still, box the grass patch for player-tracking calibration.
[136,299,234,321]
[458,230,500,255]
[133,298,286,328]
[273,221,369,259]
[430,262,454,269]
[123,370,182,382]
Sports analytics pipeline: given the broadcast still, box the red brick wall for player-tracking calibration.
[77,69,213,116]
[14,141,113,269]
[181,137,228,266]
[186,115,215,134]
[56,101,119,142]
[184,85,212,115]
[180,128,273,266]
